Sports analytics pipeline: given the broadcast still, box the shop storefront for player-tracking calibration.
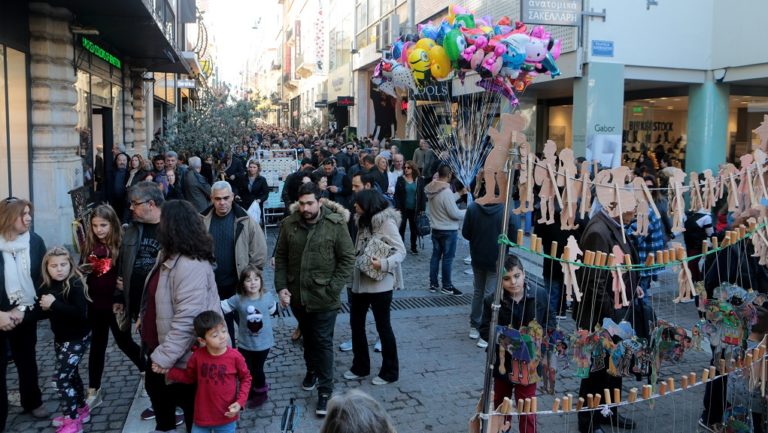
[74,35,125,200]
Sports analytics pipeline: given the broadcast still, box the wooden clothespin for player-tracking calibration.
[516,229,524,246]
[603,389,612,405]
[629,388,638,403]
[553,398,561,413]
[613,388,621,405]
[642,385,651,400]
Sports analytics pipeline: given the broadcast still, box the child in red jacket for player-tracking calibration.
[153,311,252,433]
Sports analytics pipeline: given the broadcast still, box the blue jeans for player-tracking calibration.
[470,266,498,329]
[639,275,652,306]
[192,421,236,433]
[430,229,458,288]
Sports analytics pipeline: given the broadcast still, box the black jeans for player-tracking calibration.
[398,209,418,250]
[701,346,728,426]
[578,364,622,432]
[291,304,337,394]
[349,291,399,382]
[0,320,43,431]
[88,305,144,389]
[144,352,196,432]
[240,348,270,391]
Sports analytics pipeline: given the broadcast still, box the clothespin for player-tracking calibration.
[659,381,668,396]
[668,377,675,392]
[642,385,652,400]
[530,234,538,251]
[656,250,664,265]
[613,388,621,405]
[603,389,612,405]
[593,394,601,407]
[629,388,638,403]
[516,229,524,245]
[577,397,585,411]
[550,241,558,258]
[689,372,697,385]
[681,375,689,389]
[553,398,561,413]
[587,394,594,408]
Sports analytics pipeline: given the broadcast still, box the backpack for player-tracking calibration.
[683,212,708,251]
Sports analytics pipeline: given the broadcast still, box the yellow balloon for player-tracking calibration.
[408,48,431,86]
[429,46,451,79]
[415,38,436,52]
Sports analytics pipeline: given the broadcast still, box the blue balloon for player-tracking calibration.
[391,41,404,61]
[436,21,453,45]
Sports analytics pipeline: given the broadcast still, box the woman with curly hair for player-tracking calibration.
[139,199,222,433]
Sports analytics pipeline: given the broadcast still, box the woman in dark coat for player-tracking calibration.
[393,161,426,254]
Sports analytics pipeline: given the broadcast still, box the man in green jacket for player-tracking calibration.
[275,182,355,417]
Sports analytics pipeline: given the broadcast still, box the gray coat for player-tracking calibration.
[183,170,211,212]
[351,207,406,294]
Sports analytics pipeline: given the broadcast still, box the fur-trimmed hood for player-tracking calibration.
[358,206,402,231]
[288,199,351,223]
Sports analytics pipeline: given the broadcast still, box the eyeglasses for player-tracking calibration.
[130,200,149,208]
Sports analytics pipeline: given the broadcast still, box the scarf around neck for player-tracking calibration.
[0,232,36,307]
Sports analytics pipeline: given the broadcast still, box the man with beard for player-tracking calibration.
[274,183,355,417]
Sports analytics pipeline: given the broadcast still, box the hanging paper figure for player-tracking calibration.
[571,329,595,379]
[665,167,687,233]
[591,329,614,373]
[674,251,695,303]
[594,166,636,232]
[578,160,593,219]
[689,171,703,212]
[557,147,579,230]
[560,235,583,302]
[610,245,630,308]
[495,321,543,386]
[691,320,705,351]
[513,141,535,214]
[535,140,559,224]
[631,177,651,236]
[719,163,741,213]
[702,169,719,210]
[753,148,768,203]
[602,317,636,340]
[477,113,519,205]
[754,114,768,152]
[738,153,756,210]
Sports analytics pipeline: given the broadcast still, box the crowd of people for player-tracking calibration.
[5,121,765,433]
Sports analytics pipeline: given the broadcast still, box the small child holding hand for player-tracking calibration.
[152,311,252,433]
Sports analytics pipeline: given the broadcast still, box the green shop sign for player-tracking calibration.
[81,37,122,69]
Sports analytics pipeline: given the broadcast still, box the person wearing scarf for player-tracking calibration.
[0,198,49,430]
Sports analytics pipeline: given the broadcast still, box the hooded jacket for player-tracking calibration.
[352,207,406,294]
[425,180,465,230]
[462,202,504,271]
[274,200,355,313]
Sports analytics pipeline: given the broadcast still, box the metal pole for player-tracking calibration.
[480,144,518,433]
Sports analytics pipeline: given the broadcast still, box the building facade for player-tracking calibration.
[0,0,202,245]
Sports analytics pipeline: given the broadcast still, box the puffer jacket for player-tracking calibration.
[274,200,355,312]
[352,207,406,294]
[201,204,267,273]
[143,254,222,369]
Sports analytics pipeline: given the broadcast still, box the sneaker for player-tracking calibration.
[429,285,439,293]
[697,418,722,433]
[55,417,82,433]
[85,388,103,409]
[372,376,394,385]
[338,340,353,352]
[477,338,489,349]
[31,404,50,418]
[140,407,155,420]
[302,372,318,391]
[316,393,330,417]
[175,414,184,426]
[343,370,366,380]
[54,405,91,427]
[374,340,382,352]
[441,286,463,296]
[410,248,418,255]
[469,328,480,339]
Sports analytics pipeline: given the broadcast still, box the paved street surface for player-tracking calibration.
[5,231,715,433]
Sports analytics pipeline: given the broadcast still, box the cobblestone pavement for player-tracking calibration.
[5,232,716,433]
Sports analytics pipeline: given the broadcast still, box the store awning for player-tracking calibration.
[46,0,191,74]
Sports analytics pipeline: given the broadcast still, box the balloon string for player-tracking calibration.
[499,219,768,271]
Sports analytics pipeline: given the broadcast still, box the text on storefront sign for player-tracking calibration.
[81,37,122,69]
[627,121,674,131]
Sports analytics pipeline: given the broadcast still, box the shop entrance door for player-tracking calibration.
[91,107,113,203]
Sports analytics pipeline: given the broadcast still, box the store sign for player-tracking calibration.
[411,82,451,101]
[627,121,674,131]
[81,37,121,69]
[521,0,582,26]
[632,106,643,114]
[314,100,328,108]
[337,96,355,106]
[177,79,196,88]
[591,40,614,57]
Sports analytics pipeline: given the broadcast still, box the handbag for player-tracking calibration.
[356,237,394,281]
[416,212,431,237]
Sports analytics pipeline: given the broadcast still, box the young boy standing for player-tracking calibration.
[153,311,252,433]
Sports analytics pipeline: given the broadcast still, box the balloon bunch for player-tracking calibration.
[371,4,562,106]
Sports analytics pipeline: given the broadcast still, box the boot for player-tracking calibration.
[248,384,269,408]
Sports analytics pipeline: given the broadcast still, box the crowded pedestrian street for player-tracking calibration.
[2,0,768,433]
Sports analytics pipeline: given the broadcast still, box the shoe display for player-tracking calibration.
[469,328,480,339]
[374,340,382,352]
[302,372,318,391]
[343,370,366,380]
[441,286,462,296]
[140,407,155,420]
[316,393,330,417]
[339,340,353,352]
[372,376,394,386]
[477,338,488,349]
[85,388,103,410]
[31,404,50,418]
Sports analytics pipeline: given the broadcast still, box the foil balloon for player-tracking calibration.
[407,48,432,87]
[436,20,453,44]
[388,60,418,92]
[443,28,467,65]
[477,78,518,106]
[447,4,471,25]
[391,40,404,62]
[415,38,437,52]
[418,22,439,41]
[429,45,451,79]
[454,14,476,29]
[400,41,415,65]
